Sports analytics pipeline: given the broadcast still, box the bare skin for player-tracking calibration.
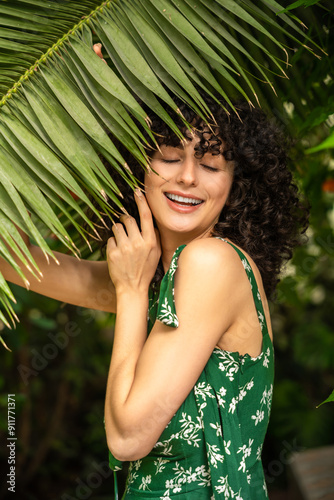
[0,232,116,312]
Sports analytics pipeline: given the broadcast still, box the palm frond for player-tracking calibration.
[0,0,320,327]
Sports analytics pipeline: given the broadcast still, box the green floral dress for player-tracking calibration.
[109,238,274,499]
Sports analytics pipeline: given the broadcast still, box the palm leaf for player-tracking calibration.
[0,0,320,328]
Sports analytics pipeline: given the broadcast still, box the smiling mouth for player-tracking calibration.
[165,193,204,206]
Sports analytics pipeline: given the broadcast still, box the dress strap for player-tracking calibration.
[156,244,186,328]
[215,238,269,338]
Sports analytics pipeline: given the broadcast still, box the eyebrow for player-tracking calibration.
[161,143,184,150]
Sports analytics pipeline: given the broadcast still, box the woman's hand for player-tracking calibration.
[107,190,161,295]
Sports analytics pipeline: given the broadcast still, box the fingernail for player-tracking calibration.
[97,43,102,48]
[135,188,143,197]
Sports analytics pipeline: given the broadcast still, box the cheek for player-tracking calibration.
[211,178,233,210]
[210,177,232,197]
[144,172,156,199]
[144,172,150,191]
[144,173,161,215]
[144,169,166,195]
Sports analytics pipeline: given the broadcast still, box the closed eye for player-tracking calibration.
[201,164,219,172]
[161,158,180,164]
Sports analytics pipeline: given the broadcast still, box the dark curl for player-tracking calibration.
[98,94,309,300]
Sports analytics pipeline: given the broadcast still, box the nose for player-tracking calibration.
[175,157,198,186]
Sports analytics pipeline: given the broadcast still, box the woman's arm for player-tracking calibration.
[104,190,161,458]
[0,228,116,312]
[104,197,250,461]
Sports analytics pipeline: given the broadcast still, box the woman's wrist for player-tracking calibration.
[115,283,150,302]
[114,287,149,325]
[109,287,149,373]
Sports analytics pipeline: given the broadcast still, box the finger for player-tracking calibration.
[134,189,155,240]
[93,43,107,64]
[111,223,128,246]
[107,236,116,250]
[119,215,141,240]
[93,43,103,58]
[154,228,161,253]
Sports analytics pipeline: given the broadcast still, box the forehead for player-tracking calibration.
[157,125,224,155]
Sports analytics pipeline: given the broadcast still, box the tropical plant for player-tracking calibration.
[0,0,323,333]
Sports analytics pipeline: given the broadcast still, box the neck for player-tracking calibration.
[158,226,214,273]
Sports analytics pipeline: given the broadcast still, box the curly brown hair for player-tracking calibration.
[98,94,309,300]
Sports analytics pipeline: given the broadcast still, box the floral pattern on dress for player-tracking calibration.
[158,297,179,327]
[155,457,170,474]
[215,475,243,499]
[251,384,273,427]
[216,351,240,381]
[160,462,212,498]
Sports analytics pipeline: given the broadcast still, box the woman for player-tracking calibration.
[97,92,308,499]
[1,91,307,498]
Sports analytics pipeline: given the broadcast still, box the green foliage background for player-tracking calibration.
[0,1,333,499]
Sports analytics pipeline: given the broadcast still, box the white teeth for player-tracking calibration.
[165,193,203,205]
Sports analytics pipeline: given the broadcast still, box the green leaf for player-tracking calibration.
[144,0,237,67]
[0,146,76,250]
[41,63,128,168]
[0,38,42,55]
[0,15,61,33]
[93,20,186,140]
[0,211,42,281]
[69,37,148,123]
[0,230,32,287]
[306,130,334,154]
[299,98,334,132]
[0,131,99,242]
[317,389,334,408]
[178,0,259,99]
[136,1,232,104]
[22,81,120,202]
[99,11,189,116]
[0,182,56,263]
[0,106,98,206]
[63,45,151,146]
[59,50,149,168]
[214,0,290,51]
[278,0,322,13]
[112,3,212,115]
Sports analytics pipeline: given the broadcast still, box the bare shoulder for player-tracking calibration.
[177,237,249,284]
[176,237,268,317]
[172,238,254,325]
[176,237,273,353]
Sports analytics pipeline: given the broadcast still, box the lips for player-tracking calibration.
[164,192,204,206]
[163,191,204,214]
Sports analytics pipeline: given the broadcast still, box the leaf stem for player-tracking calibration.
[0,1,112,108]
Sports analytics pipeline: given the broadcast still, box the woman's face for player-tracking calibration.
[144,136,234,240]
